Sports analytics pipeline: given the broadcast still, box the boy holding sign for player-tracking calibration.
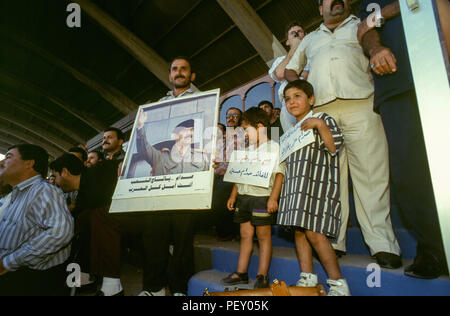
[278,80,350,296]
[223,108,285,289]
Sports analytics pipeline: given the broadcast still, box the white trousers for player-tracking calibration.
[314,96,401,256]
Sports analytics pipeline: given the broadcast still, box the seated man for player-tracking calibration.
[0,144,74,296]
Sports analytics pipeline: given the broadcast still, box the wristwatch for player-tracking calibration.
[375,15,385,28]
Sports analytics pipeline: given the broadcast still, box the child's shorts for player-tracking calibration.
[233,195,276,226]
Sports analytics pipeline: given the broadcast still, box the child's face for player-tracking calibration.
[241,121,260,146]
[284,87,315,120]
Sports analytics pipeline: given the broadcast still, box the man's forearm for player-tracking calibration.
[361,29,383,57]
[285,69,300,83]
[381,1,400,20]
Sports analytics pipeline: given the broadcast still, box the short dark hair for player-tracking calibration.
[284,79,315,99]
[68,146,88,162]
[89,150,103,161]
[49,154,85,176]
[241,107,270,128]
[169,56,195,74]
[226,107,242,116]
[285,21,304,38]
[258,100,274,109]
[104,127,125,141]
[8,144,49,178]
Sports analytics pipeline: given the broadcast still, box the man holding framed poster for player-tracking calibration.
[111,57,219,296]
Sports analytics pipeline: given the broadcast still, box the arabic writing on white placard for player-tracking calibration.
[280,122,315,163]
[224,150,278,188]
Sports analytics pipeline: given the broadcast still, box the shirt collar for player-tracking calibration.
[166,85,194,98]
[319,14,357,33]
[10,175,42,203]
[15,175,42,192]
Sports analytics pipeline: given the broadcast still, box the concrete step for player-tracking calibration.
[191,235,450,296]
[271,226,417,259]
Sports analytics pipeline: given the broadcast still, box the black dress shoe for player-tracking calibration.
[95,290,125,296]
[404,258,445,280]
[76,281,99,294]
[374,252,402,269]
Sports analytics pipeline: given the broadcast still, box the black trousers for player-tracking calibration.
[0,263,69,296]
[142,211,195,294]
[212,177,237,238]
[379,90,446,265]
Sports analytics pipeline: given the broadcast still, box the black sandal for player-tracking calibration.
[221,271,249,285]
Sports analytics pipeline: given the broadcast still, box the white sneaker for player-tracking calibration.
[173,293,186,296]
[138,288,166,296]
[326,279,351,296]
[296,273,318,287]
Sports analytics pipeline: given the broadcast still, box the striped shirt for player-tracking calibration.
[0,175,74,272]
[0,194,11,220]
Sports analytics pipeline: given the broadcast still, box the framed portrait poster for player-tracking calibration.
[110,89,220,213]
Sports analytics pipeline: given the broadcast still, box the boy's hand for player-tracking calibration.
[301,118,324,131]
[227,197,236,211]
[267,198,279,214]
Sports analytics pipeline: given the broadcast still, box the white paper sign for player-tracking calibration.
[280,120,315,163]
[224,150,278,188]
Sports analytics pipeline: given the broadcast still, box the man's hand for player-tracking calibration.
[137,109,147,130]
[0,260,8,276]
[369,45,397,76]
[289,36,302,53]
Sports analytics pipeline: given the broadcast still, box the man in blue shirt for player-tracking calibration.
[358,0,448,279]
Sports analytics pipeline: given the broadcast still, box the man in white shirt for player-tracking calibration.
[268,21,309,132]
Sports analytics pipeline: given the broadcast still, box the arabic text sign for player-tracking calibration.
[224,150,278,188]
[279,123,315,162]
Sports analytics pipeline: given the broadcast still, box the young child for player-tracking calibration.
[222,107,285,289]
[277,80,350,296]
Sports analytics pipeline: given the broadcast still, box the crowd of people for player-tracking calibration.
[0,0,448,296]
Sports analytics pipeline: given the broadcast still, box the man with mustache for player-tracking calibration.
[137,56,204,297]
[136,117,209,176]
[285,0,402,269]
[102,127,125,162]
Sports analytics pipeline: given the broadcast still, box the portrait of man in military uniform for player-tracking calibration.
[135,111,210,177]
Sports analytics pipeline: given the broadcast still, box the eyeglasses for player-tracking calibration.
[226,114,240,119]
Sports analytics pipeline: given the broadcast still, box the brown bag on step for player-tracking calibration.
[204,279,326,296]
